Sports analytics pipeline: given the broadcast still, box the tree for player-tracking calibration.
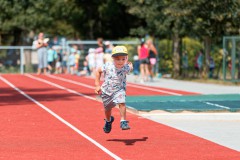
[189,0,240,78]
[0,0,58,45]
[119,0,240,79]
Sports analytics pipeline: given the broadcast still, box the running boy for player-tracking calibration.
[95,46,133,133]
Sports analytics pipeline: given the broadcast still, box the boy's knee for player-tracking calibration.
[118,103,126,108]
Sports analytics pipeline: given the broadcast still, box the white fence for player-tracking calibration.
[0,40,139,74]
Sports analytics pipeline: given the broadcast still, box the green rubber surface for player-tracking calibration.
[126,94,240,112]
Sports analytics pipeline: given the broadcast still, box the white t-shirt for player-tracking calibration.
[95,52,104,68]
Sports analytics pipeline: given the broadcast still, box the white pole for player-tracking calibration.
[20,47,24,74]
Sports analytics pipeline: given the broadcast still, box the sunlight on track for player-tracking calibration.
[46,74,95,89]
[26,74,96,101]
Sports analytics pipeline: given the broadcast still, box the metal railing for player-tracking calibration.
[0,40,139,74]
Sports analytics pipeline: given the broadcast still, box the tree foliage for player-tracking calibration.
[0,0,240,78]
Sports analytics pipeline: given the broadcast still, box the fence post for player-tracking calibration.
[231,38,236,81]
[222,37,226,81]
[20,47,24,74]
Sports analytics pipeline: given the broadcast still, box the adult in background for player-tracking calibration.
[133,55,140,82]
[182,50,189,78]
[86,48,96,77]
[193,50,203,78]
[97,37,105,52]
[36,32,48,75]
[147,39,158,81]
[137,38,149,83]
[104,41,114,63]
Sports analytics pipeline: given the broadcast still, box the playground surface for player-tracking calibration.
[0,73,239,159]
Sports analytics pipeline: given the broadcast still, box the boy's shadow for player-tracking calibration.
[107,137,148,145]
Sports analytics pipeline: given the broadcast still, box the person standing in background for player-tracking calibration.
[133,55,140,82]
[36,32,48,75]
[146,39,158,81]
[182,50,189,78]
[104,41,114,64]
[86,48,96,77]
[68,48,76,75]
[137,38,149,83]
[47,45,57,73]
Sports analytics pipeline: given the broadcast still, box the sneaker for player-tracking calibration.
[120,121,130,130]
[103,116,114,133]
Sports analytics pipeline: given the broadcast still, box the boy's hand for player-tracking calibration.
[95,85,101,94]
[127,61,133,71]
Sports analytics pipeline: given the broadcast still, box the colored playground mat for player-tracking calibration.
[126,94,240,112]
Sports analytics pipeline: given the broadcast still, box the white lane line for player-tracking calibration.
[139,113,240,116]
[46,74,95,89]
[25,74,96,101]
[39,75,233,111]
[204,101,230,110]
[48,74,183,96]
[0,76,122,160]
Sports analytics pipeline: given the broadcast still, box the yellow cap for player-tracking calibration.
[112,46,128,57]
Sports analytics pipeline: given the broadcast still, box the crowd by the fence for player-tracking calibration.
[33,32,218,82]
[33,32,160,83]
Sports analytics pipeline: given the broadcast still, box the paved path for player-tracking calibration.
[140,112,240,152]
[127,74,240,152]
[127,74,240,94]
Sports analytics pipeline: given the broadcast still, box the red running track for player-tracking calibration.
[0,74,239,160]
[48,74,199,96]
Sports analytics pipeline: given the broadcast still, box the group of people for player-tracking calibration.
[182,50,215,78]
[34,32,68,75]
[133,38,158,83]
[34,33,160,82]
[84,38,114,77]
[34,33,114,76]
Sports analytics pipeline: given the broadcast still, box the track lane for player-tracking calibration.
[16,74,240,160]
[0,75,119,160]
[52,74,199,96]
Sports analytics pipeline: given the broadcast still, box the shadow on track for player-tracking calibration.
[107,137,148,145]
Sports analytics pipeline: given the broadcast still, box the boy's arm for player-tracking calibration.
[95,67,102,94]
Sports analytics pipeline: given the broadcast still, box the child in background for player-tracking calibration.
[62,52,68,74]
[68,48,76,74]
[104,41,113,63]
[133,55,140,82]
[55,51,62,74]
[86,48,96,77]
[47,45,57,73]
[95,46,133,133]
[77,60,90,76]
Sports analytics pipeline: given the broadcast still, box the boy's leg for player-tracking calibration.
[105,109,112,122]
[103,108,114,133]
[118,103,130,130]
[118,103,126,121]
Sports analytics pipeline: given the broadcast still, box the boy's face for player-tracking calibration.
[112,55,127,69]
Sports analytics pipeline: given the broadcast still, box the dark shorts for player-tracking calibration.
[62,61,67,67]
[140,58,149,64]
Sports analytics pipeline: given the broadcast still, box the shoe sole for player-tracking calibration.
[121,127,130,130]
